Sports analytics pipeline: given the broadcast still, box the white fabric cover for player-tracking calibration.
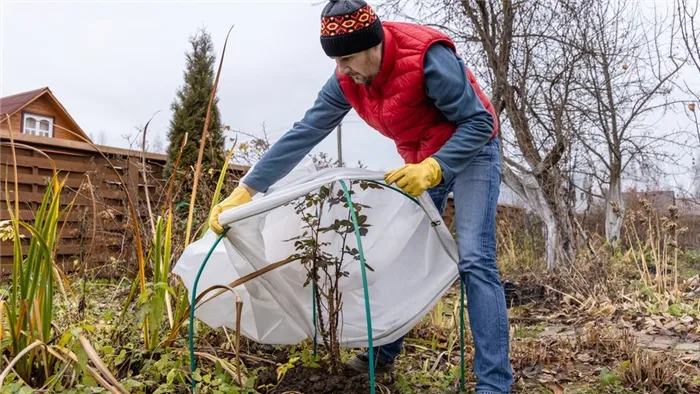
[173,160,459,348]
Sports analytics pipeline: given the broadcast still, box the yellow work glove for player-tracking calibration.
[384,157,442,197]
[208,186,253,234]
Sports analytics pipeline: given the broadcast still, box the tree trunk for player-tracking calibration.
[503,166,575,269]
[605,163,624,243]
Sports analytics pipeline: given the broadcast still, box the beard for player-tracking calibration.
[351,74,372,85]
[346,48,382,85]
[349,67,377,85]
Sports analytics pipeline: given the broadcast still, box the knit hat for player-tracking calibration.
[320,0,384,57]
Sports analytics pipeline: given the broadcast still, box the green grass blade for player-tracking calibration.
[154,216,163,284]
[201,143,236,239]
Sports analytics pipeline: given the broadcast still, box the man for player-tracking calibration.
[209,0,513,392]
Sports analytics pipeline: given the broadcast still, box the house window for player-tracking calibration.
[23,113,53,137]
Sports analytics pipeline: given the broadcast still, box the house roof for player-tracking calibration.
[0,87,49,118]
[0,87,91,142]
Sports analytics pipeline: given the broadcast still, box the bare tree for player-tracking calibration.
[230,122,272,166]
[90,130,108,145]
[570,0,686,243]
[97,130,108,146]
[674,0,700,100]
[152,133,165,153]
[672,0,700,166]
[379,0,595,268]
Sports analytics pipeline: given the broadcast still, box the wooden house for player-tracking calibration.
[0,87,92,143]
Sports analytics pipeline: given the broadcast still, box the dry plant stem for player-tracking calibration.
[53,179,82,303]
[162,255,298,347]
[162,132,188,215]
[161,132,188,329]
[39,357,72,392]
[184,24,234,247]
[189,284,245,386]
[192,352,241,384]
[78,335,128,394]
[543,285,584,305]
[222,327,236,354]
[0,340,43,386]
[673,225,679,298]
[236,294,243,387]
[0,301,5,345]
[52,346,124,394]
[165,287,175,329]
[32,299,50,381]
[0,341,124,394]
[140,110,161,235]
[631,217,653,287]
[83,175,98,269]
[3,113,20,222]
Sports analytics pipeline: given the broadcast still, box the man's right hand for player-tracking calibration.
[209,185,254,234]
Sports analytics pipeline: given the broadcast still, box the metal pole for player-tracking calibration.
[337,122,343,167]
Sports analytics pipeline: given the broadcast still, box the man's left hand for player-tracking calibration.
[384,157,442,197]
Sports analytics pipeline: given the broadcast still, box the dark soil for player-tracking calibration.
[258,361,394,394]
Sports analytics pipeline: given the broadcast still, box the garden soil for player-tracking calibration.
[257,361,392,394]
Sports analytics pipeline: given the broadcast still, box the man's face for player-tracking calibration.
[334,43,382,85]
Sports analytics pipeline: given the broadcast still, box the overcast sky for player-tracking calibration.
[1,0,698,194]
[1,0,405,172]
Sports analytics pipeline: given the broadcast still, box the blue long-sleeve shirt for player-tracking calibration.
[243,42,495,193]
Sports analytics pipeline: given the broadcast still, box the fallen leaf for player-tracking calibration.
[523,364,544,379]
[565,361,576,372]
[659,327,674,336]
[577,353,593,363]
[546,382,565,394]
[537,374,556,383]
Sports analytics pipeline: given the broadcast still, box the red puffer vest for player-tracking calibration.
[337,21,498,164]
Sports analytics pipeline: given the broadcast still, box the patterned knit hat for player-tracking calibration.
[320,0,383,57]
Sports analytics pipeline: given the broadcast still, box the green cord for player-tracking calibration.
[365,180,420,205]
[338,180,375,394]
[190,228,229,393]
[312,205,319,357]
[459,278,466,392]
[312,281,318,356]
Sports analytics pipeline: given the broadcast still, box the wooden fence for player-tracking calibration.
[8,131,696,275]
[0,132,247,273]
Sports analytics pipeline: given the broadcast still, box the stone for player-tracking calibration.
[675,342,700,352]
[632,333,656,345]
[540,326,568,337]
[645,341,673,350]
[654,337,680,347]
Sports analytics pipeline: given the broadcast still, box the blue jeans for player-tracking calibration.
[370,138,513,393]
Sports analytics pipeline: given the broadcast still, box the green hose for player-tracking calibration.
[188,178,466,394]
[312,281,318,356]
[190,228,229,393]
[338,180,376,394]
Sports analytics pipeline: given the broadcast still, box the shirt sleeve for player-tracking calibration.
[242,73,352,193]
[423,42,495,185]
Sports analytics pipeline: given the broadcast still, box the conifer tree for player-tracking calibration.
[166,27,225,181]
